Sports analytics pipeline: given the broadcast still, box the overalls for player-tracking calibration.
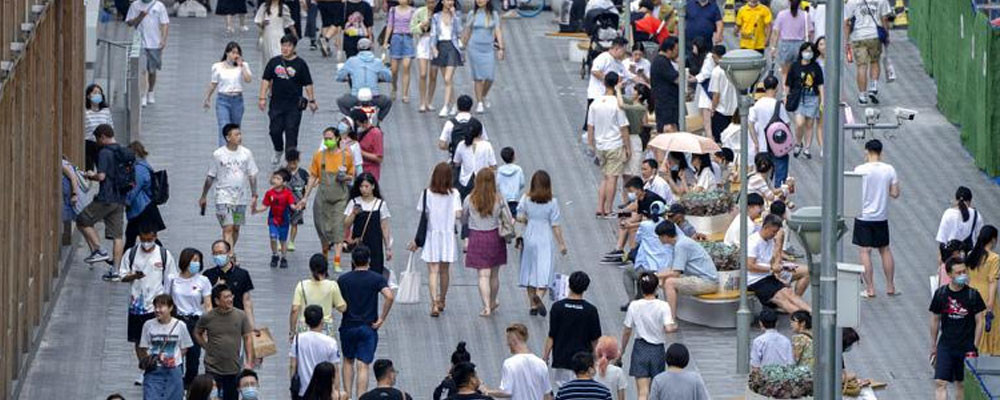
[313,150,349,248]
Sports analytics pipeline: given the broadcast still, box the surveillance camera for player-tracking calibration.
[894,107,918,120]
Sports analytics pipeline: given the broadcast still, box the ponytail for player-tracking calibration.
[790,0,801,17]
[956,186,972,222]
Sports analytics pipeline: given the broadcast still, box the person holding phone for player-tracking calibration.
[205,42,253,146]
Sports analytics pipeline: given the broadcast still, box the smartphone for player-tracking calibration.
[200,203,206,216]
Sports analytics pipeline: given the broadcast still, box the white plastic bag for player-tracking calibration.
[396,252,420,304]
[549,273,570,302]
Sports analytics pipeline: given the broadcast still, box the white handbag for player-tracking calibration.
[396,252,421,304]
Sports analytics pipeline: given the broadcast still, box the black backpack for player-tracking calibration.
[140,162,170,206]
[448,117,476,158]
[109,145,137,196]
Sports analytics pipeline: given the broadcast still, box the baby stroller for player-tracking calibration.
[579,7,622,80]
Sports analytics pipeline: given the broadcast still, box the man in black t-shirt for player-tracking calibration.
[202,240,257,332]
[259,34,317,168]
[359,359,413,400]
[339,246,395,400]
[930,257,986,400]
[543,271,602,388]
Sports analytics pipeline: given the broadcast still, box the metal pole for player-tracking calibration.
[736,93,752,374]
[818,0,843,397]
[677,0,687,131]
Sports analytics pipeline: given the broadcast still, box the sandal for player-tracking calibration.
[479,308,491,317]
[860,290,876,299]
[430,301,441,317]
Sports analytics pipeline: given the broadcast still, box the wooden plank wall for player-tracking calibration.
[0,0,84,397]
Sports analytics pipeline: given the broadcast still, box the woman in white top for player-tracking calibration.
[693,38,717,139]
[139,294,193,399]
[620,272,677,400]
[747,152,794,204]
[343,173,393,277]
[167,248,212,387]
[204,42,253,146]
[452,119,496,200]
[254,0,295,65]
[936,186,984,261]
[289,254,348,338]
[594,336,628,400]
[691,153,718,192]
[84,83,113,171]
[408,162,463,317]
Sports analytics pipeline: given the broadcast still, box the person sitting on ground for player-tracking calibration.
[648,343,710,400]
[602,177,666,266]
[747,214,811,313]
[750,308,794,371]
[555,351,613,400]
[336,38,393,122]
[724,192,765,247]
[790,310,813,367]
[655,220,719,317]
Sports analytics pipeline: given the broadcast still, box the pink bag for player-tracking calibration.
[938,263,951,287]
[765,99,795,157]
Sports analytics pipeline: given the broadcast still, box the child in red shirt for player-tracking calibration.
[253,169,300,269]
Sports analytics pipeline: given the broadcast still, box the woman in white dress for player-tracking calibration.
[408,162,463,317]
[936,186,985,261]
[254,0,295,66]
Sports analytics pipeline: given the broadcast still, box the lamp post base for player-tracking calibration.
[736,305,751,374]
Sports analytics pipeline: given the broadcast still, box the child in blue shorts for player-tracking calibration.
[254,169,300,268]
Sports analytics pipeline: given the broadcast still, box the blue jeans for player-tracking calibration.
[771,154,790,187]
[143,365,185,400]
[215,93,244,146]
[306,2,318,40]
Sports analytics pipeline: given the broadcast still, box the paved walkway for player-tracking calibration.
[17,9,1000,400]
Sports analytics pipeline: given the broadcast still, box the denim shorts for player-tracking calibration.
[389,33,416,59]
[269,223,290,241]
[778,39,804,65]
[339,324,378,363]
[798,93,820,119]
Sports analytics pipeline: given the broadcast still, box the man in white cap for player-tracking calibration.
[336,37,393,122]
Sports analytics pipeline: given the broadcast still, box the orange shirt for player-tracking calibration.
[308,149,355,181]
[635,15,670,44]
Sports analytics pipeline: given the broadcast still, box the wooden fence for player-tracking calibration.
[0,0,84,398]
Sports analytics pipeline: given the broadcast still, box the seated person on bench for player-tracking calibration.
[623,201,674,310]
[655,220,718,316]
[767,200,810,296]
[746,214,810,313]
[724,192,765,246]
[603,177,665,265]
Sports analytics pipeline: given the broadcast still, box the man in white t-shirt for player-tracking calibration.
[583,38,628,132]
[485,323,553,400]
[707,46,738,143]
[747,215,810,313]
[126,0,170,107]
[199,124,260,250]
[747,76,792,185]
[291,305,344,399]
[852,139,900,297]
[438,95,490,160]
[588,72,632,218]
[119,230,178,385]
[725,192,765,247]
[844,0,892,104]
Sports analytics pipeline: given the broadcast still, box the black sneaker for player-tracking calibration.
[868,91,880,105]
[84,249,111,264]
[279,258,289,269]
[600,258,627,266]
[620,302,631,312]
[537,305,547,317]
[101,270,121,282]
[270,254,279,268]
[310,40,318,50]
[605,249,624,257]
[793,144,803,158]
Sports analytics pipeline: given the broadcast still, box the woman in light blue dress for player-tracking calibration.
[462,0,504,113]
[517,170,568,317]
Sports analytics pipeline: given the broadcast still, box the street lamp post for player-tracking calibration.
[675,0,687,131]
[720,49,766,374]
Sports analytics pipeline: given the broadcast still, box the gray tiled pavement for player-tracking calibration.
[17,9,1000,400]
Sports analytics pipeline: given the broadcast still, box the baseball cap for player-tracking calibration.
[667,203,687,216]
[358,38,372,50]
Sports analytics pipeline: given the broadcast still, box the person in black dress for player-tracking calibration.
[650,36,680,133]
[216,0,250,34]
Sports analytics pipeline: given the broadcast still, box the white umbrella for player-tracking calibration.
[647,132,722,154]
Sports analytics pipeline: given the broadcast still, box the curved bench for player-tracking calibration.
[676,290,759,329]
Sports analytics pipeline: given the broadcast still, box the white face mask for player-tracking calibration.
[140,241,156,251]
[802,51,814,61]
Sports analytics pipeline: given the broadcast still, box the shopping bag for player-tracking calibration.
[253,326,278,359]
[548,273,570,302]
[396,252,421,304]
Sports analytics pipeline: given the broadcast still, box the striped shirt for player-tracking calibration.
[555,379,612,400]
[84,108,113,138]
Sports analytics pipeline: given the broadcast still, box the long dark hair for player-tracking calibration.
[85,83,109,110]
[790,0,801,17]
[796,42,816,65]
[262,0,285,16]
[635,83,654,113]
[349,172,384,200]
[220,41,243,62]
[955,186,973,222]
[303,362,336,400]
[667,151,689,182]
[967,225,998,270]
[693,153,714,177]
[187,375,215,400]
[463,118,484,146]
[688,37,709,74]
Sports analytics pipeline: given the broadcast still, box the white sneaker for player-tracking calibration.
[147,91,155,104]
[134,372,144,386]
[438,106,449,118]
[140,94,148,107]
[484,100,492,108]
[887,64,897,82]
[475,102,485,114]
[449,106,458,116]
[241,25,250,32]
[271,151,283,167]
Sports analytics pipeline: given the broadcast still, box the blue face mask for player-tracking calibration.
[240,386,259,400]
[213,254,229,267]
[188,261,201,274]
[337,122,352,136]
[90,94,103,105]
[954,274,970,286]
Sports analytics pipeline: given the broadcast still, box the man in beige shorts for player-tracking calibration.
[587,71,632,217]
[655,220,719,319]
[845,0,892,104]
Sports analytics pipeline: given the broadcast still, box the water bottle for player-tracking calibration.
[987,311,994,333]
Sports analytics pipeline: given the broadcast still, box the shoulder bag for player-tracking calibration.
[862,0,889,44]
[138,321,179,372]
[962,210,979,251]
[498,199,515,242]
[290,334,302,398]
[413,190,430,247]
[345,199,379,252]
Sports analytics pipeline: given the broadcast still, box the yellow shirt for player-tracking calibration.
[292,279,348,326]
[736,4,772,50]
[308,148,355,180]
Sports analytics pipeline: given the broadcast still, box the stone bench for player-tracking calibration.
[676,290,759,329]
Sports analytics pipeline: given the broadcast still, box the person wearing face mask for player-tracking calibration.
[930,257,987,400]
[784,42,824,159]
[237,369,261,400]
[168,248,214,388]
[602,177,665,268]
[202,240,259,339]
[119,230,179,386]
[965,226,1000,355]
[84,83,113,171]
[300,128,356,270]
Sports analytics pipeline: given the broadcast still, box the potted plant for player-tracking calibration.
[677,189,737,235]
[699,241,740,292]
[747,365,814,400]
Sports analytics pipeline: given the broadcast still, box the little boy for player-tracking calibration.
[253,169,300,268]
[285,150,311,251]
[496,147,525,216]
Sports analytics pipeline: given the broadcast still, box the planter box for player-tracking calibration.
[717,270,740,292]
[687,211,736,235]
[746,387,814,400]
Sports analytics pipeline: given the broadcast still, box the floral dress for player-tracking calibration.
[792,332,814,367]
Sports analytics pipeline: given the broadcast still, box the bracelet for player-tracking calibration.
[258,97,266,101]
[309,99,316,103]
